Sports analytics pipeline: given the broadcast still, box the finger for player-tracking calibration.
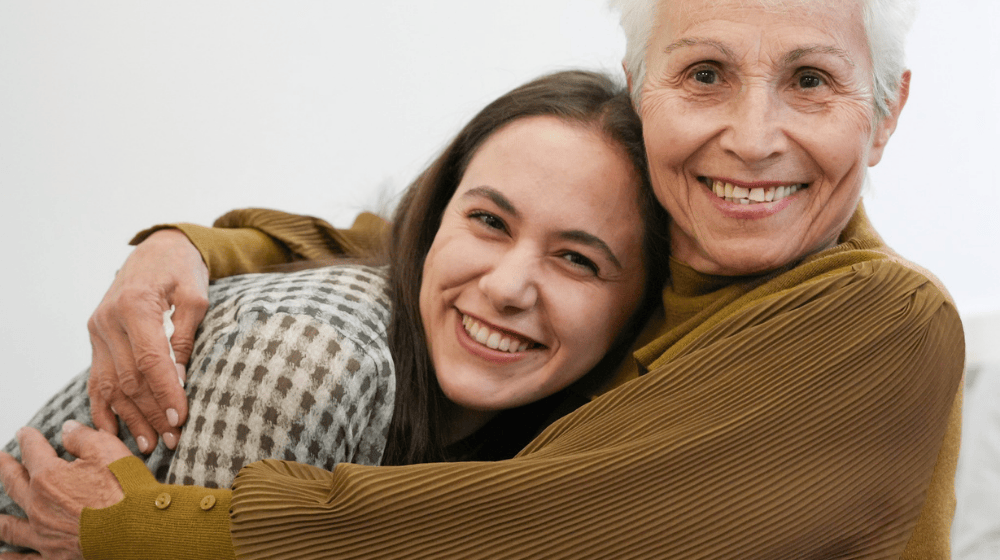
[86,341,119,436]
[90,366,162,454]
[61,422,131,466]
[13,430,60,477]
[122,304,188,427]
[102,393,158,454]
[0,453,30,515]
[0,514,40,555]
[119,389,181,452]
[0,552,41,559]
[99,315,178,445]
[167,289,209,367]
[87,316,121,436]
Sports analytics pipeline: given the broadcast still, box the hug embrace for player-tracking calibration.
[0,0,963,559]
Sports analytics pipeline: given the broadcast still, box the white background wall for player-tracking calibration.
[2,0,998,443]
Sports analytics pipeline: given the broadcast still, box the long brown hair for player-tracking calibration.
[379,70,670,465]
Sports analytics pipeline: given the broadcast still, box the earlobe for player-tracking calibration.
[868,70,911,166]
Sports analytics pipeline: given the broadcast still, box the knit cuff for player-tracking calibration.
[80,456,235,560]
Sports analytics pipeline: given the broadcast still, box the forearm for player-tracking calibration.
[131,208,389,281]
[131,224,292,280]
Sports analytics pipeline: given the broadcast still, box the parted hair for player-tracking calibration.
[379,70,671,465]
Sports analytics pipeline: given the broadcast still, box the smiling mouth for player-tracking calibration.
[699,177,809,205]
[462,314,542,353]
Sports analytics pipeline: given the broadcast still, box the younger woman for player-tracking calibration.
[0,70,670,557]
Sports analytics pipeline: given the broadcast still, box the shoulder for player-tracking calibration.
[204,264,391,342]
[188,265,393,380]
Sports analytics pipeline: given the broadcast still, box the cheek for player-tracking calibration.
[418,242,446,328]
[556,281,642,363]
[800,100,877,174]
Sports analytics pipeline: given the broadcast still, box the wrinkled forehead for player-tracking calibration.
[651,0,870,62]
[654,0,867,29]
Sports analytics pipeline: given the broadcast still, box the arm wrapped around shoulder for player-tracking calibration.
[228,259,963,560]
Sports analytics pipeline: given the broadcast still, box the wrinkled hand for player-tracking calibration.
[87,228,209,453]
[0,422,130,559]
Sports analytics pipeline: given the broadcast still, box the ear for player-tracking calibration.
[868,70,910,166]
[623,60,634,93]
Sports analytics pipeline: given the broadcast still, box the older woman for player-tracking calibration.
[0,0,962,559]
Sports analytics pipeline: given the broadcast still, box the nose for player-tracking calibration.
[478,247,539,313]
[718,83,788,165]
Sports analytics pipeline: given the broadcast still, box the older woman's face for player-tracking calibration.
[639,0,907,275]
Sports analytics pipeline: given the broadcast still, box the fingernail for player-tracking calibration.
[166,408,180,428]
[15,427,27,439]
[162,432,178,450]
[110,405,118,416]
[63,420,83,434]
[176,363,187,388]
[137,435,150,453]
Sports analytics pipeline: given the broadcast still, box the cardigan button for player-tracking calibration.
[154,493,172,510]
[200,495,217,511]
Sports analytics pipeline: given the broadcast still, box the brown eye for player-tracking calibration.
[470,211,507,233]
[694,69,718,84]
[560,252,599,275]
[798,74,823,89]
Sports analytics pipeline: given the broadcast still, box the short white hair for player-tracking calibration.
[609,0,918,117]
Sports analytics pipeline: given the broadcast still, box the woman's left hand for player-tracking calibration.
[0,421,131,559]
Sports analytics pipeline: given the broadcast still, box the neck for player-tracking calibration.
[440,401,499,445]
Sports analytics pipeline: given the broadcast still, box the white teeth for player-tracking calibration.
[461,314,533,353]
[710,180,805,205]
[475,327,489,344]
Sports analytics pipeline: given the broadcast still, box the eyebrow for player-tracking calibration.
[662,37,736,60]
[463,186,519,217]
[559,230,623,272]
[783,44,856,68]
[461,186,625,272]
[664,38,855,69]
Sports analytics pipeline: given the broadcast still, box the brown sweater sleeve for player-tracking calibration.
[80,457,235,560]
[130,208,389,280]
[226,260,964,560]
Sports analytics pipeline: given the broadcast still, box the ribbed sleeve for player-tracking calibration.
[130,209,389,280]
[211,208,388,263]
[228,259,964,559]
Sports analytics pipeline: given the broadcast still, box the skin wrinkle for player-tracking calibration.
[638,0,904,275]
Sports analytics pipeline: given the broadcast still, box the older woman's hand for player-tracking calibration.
[0,421,130,559]
[87,228,210,454]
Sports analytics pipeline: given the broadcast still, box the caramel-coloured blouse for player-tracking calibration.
[82,204,963,560]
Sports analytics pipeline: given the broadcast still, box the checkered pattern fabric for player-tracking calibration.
[1,264,395,533]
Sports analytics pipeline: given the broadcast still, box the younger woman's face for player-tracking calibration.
[419,115,647,421]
